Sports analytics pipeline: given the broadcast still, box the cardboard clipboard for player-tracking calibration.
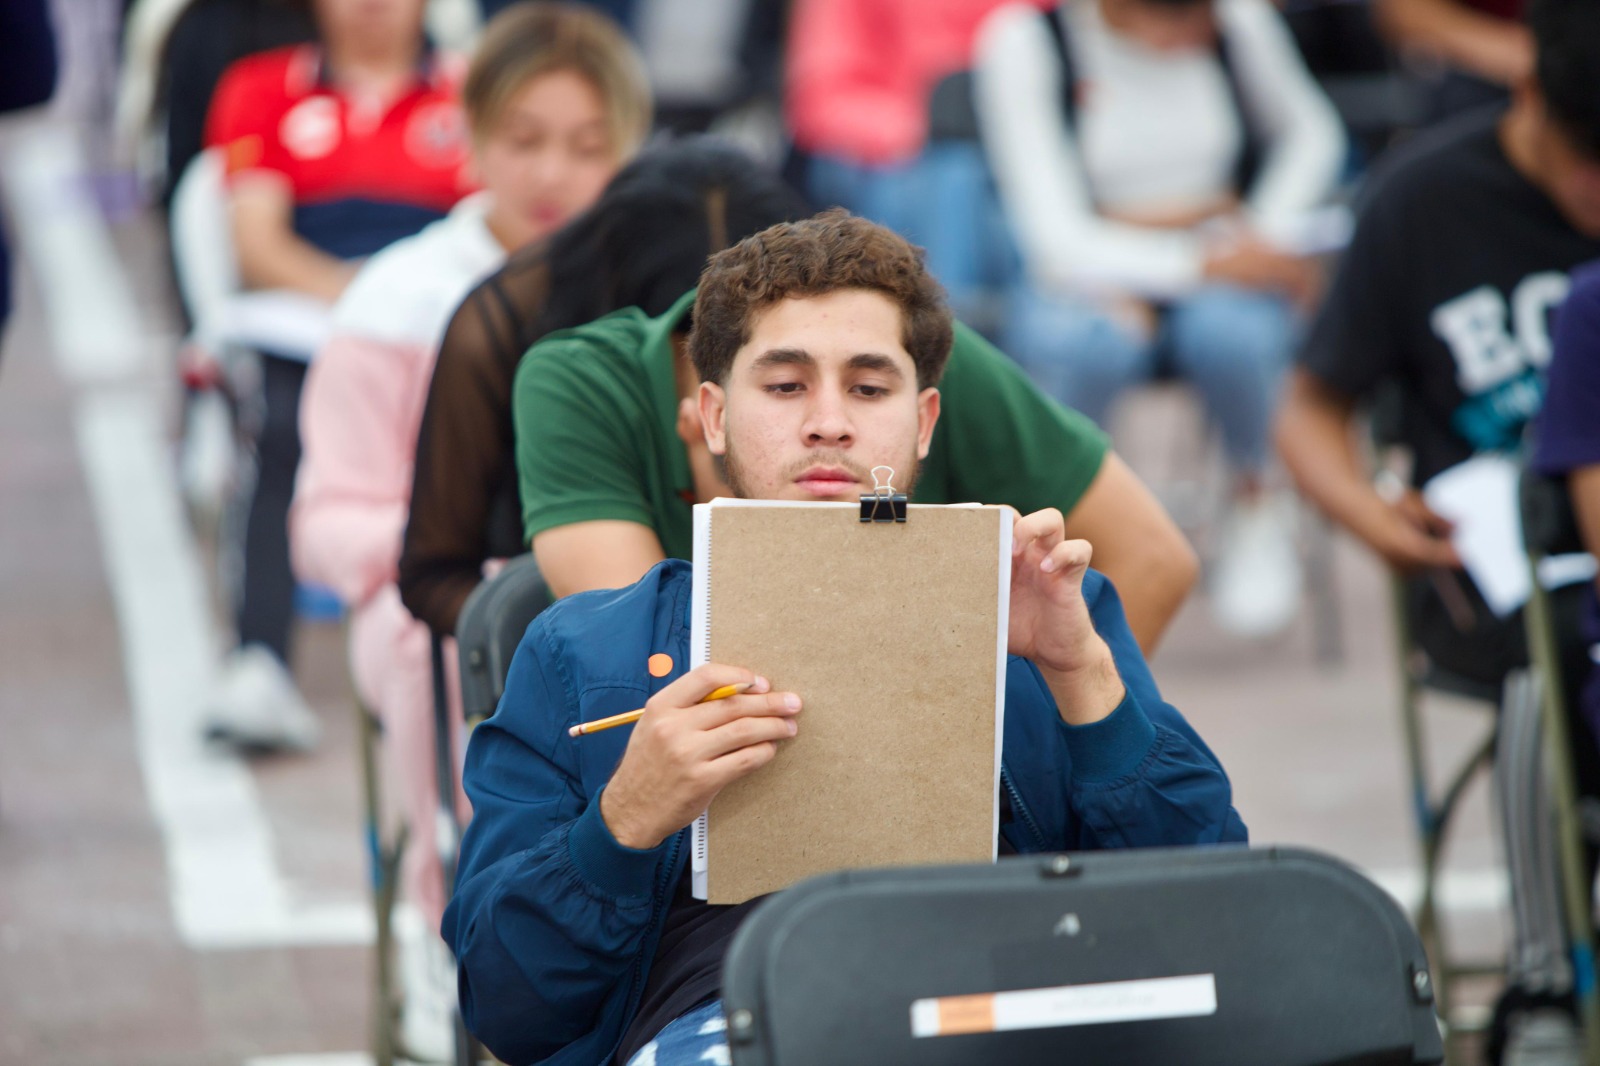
[689,496,1011,904]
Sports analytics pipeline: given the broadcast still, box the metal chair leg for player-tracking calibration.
[360,699,406,1066]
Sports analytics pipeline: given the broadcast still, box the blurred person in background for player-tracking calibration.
[1277,0,1600,689]
[784,0,1037,328]
[395,137,807,641]
[0,0,58,346]
[200,0,473,750]
[287,6,647,1056]
[974,0,1345,638]
[1374,0,1529,120]
[1532,259,1600,778]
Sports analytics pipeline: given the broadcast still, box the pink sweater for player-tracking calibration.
[291,196,504,607]
[785,0,1050,167]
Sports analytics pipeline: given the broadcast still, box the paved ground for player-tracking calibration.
[0,53,1512,1066]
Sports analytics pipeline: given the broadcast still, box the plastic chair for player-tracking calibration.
[1518,470,1600,1063]
[722,846,1443,1066]
[429,554,553,1065]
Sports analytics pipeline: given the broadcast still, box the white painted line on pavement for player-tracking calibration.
[0,124,373,950]
[243,1056,374,1066]
[1,125,146,384]
[75,392,374,949]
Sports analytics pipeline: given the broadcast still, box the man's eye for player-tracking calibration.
[765,382,804,394]
[853,384,888,398]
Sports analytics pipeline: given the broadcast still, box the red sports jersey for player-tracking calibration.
[204,45,474,258]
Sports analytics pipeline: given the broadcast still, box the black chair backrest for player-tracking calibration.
[722,846,1442,1066]
[454,554,553,725]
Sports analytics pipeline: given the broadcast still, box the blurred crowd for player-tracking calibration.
[6,0,1600,1061]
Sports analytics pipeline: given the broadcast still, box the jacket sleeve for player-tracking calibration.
[1040,573,1248,848]
[443,619,671,1065]
[290,334,423,607]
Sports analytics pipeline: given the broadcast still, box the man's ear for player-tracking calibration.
[699,380,729,456]
[916,387,941,461]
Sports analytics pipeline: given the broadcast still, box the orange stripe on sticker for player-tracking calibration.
[935,993,996,1036]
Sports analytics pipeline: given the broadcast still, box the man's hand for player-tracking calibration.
[1371,485,1462,572]
[600,664,802,850]
[1007,509,1126,727]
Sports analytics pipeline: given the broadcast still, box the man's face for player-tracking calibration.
[698,289,940,502]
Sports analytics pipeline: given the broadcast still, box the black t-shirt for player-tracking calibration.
[612,795,1023,1064]
[1300,106,1600,486]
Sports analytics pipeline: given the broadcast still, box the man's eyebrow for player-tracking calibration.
[847,352,905,379]
[750,348,815,371]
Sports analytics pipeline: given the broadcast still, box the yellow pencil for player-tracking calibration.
[567,682,749,737]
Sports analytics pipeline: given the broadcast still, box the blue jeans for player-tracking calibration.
[624,1000,728,1066]
[1003,282,1296,473]
[807,144,1018,325]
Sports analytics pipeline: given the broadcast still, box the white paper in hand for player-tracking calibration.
[1421,455,1527,617]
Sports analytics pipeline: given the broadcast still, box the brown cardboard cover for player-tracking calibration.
[703,503,1004,904]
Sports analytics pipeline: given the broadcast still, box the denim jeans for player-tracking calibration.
[1002,282,1296,473]
[624,1000,729,1066]
[807,143,1018,327]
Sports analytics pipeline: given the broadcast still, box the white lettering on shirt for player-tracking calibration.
[1432,273,1570,394]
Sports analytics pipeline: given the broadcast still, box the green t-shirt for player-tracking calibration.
[513,291,1110,560]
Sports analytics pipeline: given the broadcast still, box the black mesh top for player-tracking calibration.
[397,243,552,635]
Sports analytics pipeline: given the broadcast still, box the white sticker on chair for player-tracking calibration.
[910,973,1217,1039]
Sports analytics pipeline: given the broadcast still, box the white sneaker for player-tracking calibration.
[398,909,459,1063]
[1209,493,1303,639]
[202,645,321,752]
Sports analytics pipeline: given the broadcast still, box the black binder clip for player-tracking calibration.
[859,465,908,523]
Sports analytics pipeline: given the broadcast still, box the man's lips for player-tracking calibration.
[794,467,862,496]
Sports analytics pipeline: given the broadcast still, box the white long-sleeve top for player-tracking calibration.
[974,0,1345,299]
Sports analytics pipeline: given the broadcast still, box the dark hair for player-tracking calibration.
[534,136,811,336]
[1530,0,1600,158]
[689,208,954,388]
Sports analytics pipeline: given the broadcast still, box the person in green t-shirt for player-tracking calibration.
[515,271,1197,652]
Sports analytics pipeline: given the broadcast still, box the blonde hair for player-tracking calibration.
[464,2,652,157]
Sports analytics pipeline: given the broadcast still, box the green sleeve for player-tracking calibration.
[931,323,1110,513]
[513,336,652,543]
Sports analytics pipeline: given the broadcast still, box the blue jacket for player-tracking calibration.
[444,560,1247,1065]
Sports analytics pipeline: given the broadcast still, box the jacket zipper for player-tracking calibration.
[1002,765,1048,852]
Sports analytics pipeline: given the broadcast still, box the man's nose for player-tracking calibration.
[802,389,853,445]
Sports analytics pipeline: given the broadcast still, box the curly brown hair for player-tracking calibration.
[688,209,954,388]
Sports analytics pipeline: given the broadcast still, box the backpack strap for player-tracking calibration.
[1039,6,1080,131]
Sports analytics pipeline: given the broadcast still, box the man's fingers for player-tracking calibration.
[698,714,798,762]
[654,663,765,711]
[1013,508,1066,556]
[1038,538,1093,575]
[688,690,802,730]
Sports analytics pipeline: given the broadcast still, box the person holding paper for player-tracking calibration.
[444,210,1246,1066]
[1277,0,1600,688]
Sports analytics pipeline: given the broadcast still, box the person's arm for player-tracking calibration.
[289,333,420,606]
[514,331,672,597]
[230,175,359,301]
[533,520,667,599]
[1223,0,1347,230]
[1571,469,1600,599]
[1006,515,1247,846]
[1374,0,1534,87]
[1061,454,1197,654]
[399,283,524,634]
[1276,368,1459,570]
[444,622,674,1065]
[973,5,1211,299]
